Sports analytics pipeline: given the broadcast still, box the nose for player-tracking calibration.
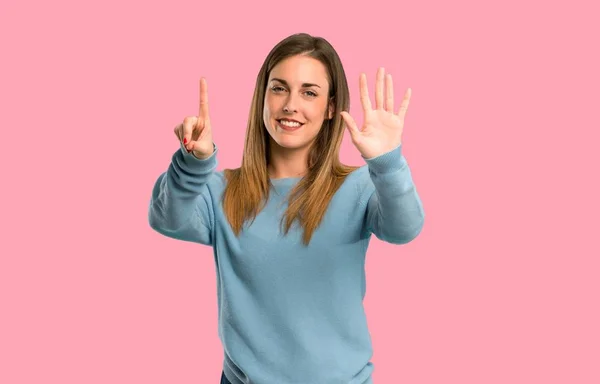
[283,94,298,113]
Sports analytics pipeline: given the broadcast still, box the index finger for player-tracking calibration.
[199,77,210,119]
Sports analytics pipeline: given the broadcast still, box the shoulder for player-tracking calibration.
[204,167,241,195]
[334,164,374,204]
[205,169,228,189]
[341,145,406,190]
[195,169,228,204]
[341,165,371,189]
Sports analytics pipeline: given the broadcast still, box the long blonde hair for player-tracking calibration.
[222,33,358,245]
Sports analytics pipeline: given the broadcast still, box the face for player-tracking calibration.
[263,55,333,152]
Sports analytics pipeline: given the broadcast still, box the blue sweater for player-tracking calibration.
[148,142,425,384]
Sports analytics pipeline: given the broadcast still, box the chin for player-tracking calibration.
[272,137,308,150]
[267,122,310,148]
[270,133,314,150]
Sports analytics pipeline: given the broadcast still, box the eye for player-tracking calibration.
[304,90,318,97]
[271,86,286,93]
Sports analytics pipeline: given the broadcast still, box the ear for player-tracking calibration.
[328,97,335,120]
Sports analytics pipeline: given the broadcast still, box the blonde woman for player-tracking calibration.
[149,33,425,384]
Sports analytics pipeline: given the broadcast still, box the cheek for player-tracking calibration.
[263,99,277,120]
[307,103,328,123]
[263,103,273,125]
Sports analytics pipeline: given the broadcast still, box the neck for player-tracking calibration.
[267,139,311,179]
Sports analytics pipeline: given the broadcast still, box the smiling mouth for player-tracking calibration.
[276,119,304,129]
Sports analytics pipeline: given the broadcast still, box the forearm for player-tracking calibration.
[364,145,425,244]
[148,143,217,244]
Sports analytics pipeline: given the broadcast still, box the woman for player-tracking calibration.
[149,33,425,384]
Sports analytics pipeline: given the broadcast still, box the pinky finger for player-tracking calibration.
[397,88,411,119]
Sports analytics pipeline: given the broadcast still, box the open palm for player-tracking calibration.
[341,67,411,159]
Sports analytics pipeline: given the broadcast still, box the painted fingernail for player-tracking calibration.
[183,138,187,144]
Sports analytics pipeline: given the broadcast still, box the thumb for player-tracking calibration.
[340,111,360,139]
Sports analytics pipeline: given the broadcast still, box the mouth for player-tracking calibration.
[276,119,304,131]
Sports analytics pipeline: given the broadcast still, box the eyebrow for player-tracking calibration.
[270,78,321,88]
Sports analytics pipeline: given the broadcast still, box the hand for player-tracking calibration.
[173,77,214,159]
[340,67,411,159]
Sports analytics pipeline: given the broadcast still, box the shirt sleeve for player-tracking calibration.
[148,142,218,246]
[362,144,425,244]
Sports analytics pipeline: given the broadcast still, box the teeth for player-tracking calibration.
[279,120,301,128]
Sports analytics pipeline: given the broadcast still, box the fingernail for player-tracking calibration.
[183,138,187,144]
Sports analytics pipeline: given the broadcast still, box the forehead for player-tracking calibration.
[269,55,329,86]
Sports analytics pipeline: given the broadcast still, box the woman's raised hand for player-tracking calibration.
[340,68,411,159]
[174,77,214,159]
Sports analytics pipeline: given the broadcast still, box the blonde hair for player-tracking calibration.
[222,33,358,245]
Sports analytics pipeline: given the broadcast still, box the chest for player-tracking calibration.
[230,191,366,267]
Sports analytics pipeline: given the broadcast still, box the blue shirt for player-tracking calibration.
[148,142,425,384]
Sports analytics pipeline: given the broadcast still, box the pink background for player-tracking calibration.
[1,0,599,383]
